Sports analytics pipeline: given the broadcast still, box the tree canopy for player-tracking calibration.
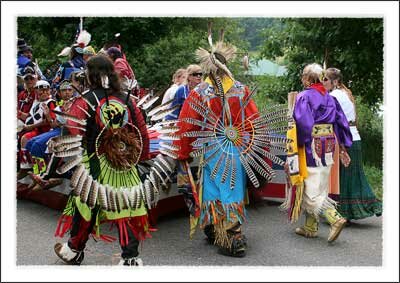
[259,18,383,107]
[18,17,383,107]
[17,17,248,89]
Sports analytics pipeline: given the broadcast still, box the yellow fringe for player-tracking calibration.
[290,182,304,223]
[189,157,204,240]
[286,123,308,223]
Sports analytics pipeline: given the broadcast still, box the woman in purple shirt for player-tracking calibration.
[293,63,353,243]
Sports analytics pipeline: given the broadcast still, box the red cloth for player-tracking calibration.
[66,97,88,136]
[114,58,135,80]
[17,89,36,121]
[22,128,41,141]
[131,99,150,160]
[40,101,57,133]
[176,85,259,160]
[309,83,327,95]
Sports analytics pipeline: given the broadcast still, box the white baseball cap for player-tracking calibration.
[35,80,50,89]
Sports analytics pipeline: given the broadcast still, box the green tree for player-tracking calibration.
[259,18,383,107]
[17,17,249,88]
[258,18,383,167]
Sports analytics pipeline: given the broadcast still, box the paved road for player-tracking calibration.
[16,198,382,266]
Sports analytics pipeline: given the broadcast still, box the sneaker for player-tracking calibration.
[54,242,84,265]
[118,257,143,266]
[327,218,346,243]
[295,227,318,238]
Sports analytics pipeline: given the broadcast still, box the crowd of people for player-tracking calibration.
[16,26,382,266]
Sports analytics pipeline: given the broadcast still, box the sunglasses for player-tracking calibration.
[35,85,50,90]
[24,76,35,81]
[60,87,73,91]
[190,72,203,77]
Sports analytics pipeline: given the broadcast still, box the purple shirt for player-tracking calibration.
[294,87,352,167]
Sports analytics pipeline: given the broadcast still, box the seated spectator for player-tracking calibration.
[17,39,45,81]
[17,38,32,73]
[26,80,76,190]
[70,70,88,94]
[17,64,38,123]
[18,80,56,180]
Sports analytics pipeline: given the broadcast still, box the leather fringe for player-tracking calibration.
[200,200,246,228]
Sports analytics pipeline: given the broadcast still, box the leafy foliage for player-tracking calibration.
[17,17,249,89]
[364,165,383,201]
[355,96,383,168]
[259,18,384,106]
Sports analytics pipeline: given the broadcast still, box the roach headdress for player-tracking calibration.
[195,23,237,81]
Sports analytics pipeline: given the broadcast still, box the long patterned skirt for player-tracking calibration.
[337,141,382,220]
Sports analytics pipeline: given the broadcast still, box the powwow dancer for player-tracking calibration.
[281,63,352,243]
[175,25,291,257]
[52,55,178,265]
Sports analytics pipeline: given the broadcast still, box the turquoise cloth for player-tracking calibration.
[202,146,246,204]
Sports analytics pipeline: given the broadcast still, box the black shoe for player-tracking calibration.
[204,224,215,244]
[118,257,143,266]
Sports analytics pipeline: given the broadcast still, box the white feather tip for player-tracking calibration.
[77,30,91,46]
[58,46,71,57]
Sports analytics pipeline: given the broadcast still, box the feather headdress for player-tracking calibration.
[195,23,237,81]
[57,30,92,57]
[76,30,91,48]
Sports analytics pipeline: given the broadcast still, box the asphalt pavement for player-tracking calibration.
[16,198,382,267]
